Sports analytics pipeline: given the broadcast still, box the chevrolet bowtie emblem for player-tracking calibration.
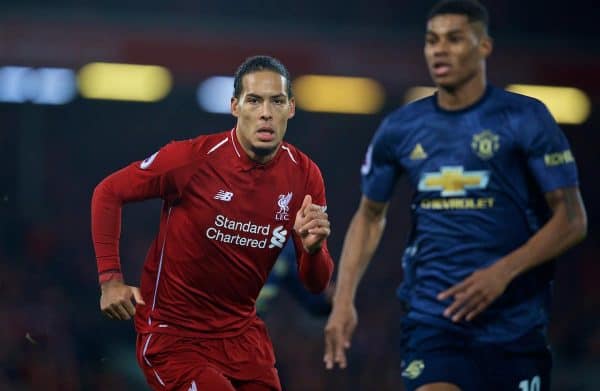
[418,166,490,196]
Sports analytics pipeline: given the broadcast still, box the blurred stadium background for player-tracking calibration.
[0,0,598,390]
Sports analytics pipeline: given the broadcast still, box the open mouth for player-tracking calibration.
[433,62,451,77]
[256,127,275,142]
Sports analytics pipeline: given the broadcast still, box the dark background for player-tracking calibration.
[1,1,598,390]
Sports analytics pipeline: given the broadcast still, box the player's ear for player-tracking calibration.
[480,35,493,59]
[231,96,240,117]
[288,97,296,119]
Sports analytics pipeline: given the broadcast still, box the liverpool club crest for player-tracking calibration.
[275,192,293,221]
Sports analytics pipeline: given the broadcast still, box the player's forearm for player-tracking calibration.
[333,209,386,307]
[298,246,334,293]
[91,178,125,283]
[495,189,587,281]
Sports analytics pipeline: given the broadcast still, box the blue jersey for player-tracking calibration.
[257,240,331,316]
[361,85,578,343]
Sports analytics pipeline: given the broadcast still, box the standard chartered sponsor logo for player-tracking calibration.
[206,215,270,248]
[214,214,270,234]
[206,215,287,249]
[206,227,267,248]
[269,226,287,249]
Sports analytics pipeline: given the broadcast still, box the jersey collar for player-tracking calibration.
[433,84,494,115]
[229,128,283,171]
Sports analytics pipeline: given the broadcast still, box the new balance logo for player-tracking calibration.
[409,143,428,160]
[269,225,287,249]
[214,190,234,202]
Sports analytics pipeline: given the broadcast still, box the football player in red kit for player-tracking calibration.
[91,55,334,391]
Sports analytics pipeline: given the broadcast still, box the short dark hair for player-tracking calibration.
[427,0,489,33]
[233,55,293,99]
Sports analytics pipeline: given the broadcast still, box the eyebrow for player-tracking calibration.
[245,93,287,99]
[426,28,465,36]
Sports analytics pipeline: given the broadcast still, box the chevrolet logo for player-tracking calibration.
[418,166,490,196]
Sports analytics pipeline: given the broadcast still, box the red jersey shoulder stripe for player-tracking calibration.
[280,145,298,164]
[207,137,229,154]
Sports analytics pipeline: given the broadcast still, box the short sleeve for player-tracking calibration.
[361,117,402,202]
[521,101,579,193]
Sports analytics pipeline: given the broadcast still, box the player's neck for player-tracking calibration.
[436,74,487,111]
[248,149,278,164]
[235,133,280,164]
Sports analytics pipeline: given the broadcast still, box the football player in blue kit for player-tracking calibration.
[323,1,587,390]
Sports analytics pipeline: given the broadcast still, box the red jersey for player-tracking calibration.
[91,129,333,338]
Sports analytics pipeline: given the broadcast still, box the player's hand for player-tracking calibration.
[437,263,510,322]
[100,279,145,320]
[323,303,357,369]
[294,194,331,254]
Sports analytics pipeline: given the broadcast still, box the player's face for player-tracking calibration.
[231,70,295,163]
[424,14,491,90]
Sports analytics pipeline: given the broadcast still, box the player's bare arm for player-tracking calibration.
[294,194,331,254]
[100,279,145,320]
[324,196,388,370]
[438,186,587,322]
